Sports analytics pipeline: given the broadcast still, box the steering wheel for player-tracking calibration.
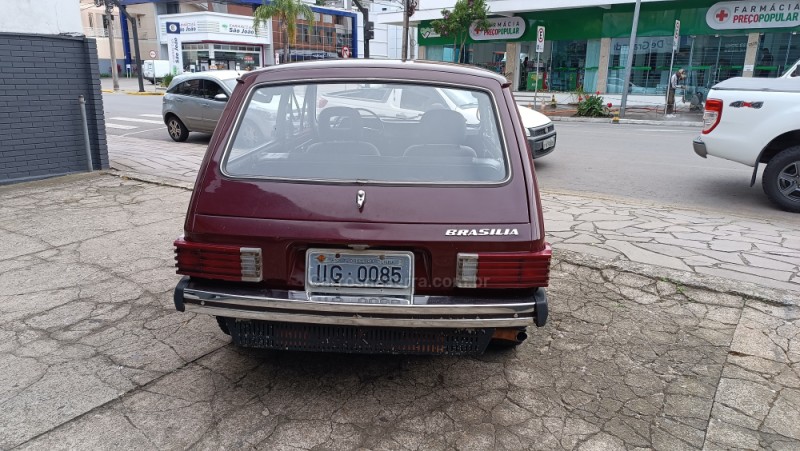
[352,107,385,136]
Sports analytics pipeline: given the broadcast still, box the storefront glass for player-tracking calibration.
[758,32,800,77]
[181,43,262,71]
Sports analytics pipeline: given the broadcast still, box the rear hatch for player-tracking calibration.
[184,75,542,294]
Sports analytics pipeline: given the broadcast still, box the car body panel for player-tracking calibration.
[162,71,241,135]
[698,77,800,166]
[175,60,550,353]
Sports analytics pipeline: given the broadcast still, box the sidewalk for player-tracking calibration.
[100,76,164,95]
[520,102,704,127]
[108,134,800,296]
[0,137,797,448]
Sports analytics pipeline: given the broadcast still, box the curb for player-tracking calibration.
[100,89,164,96]
[550,116,702,128]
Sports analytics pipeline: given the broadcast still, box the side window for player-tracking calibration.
[203,80,226,100]
[183,79,201,97]
[399,87,445,112]
[170,80,202,97]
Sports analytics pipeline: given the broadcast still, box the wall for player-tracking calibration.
[0,0,82,35]
[0,34,108,183]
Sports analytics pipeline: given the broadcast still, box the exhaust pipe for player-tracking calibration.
[492,328,528,345]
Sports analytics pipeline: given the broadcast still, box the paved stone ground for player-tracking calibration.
[108,135,800,295]
[1,174,798,449]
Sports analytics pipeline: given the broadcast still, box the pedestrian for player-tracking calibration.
[667,68,686,116]
[758,48,774,77]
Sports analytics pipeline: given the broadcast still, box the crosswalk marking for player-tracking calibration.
[106,123,137,130]
[110,117,164,125]
[139,114,163,118]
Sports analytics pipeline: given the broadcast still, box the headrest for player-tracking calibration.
[419,109,466,145]
[317,106,362,140]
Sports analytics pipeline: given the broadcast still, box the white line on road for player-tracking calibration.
[122,127,167,137]
[106,123,138,130]
[139,114,163,118]
[110,117,164,124]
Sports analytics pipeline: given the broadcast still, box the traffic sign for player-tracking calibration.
[536,26,545,53]
[149,50,156,58]
[342,46,350,58]
[673,20,681,50]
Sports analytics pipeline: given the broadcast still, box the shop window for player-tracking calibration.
[757,32,800,78]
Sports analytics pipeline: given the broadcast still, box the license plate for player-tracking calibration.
[542,137,555,149]
[306,249,414,296]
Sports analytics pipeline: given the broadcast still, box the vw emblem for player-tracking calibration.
[356,190,366,211]
[168,23,178,32]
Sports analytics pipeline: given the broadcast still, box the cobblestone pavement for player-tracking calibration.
[1,174,798,449]
[108,135,800,294]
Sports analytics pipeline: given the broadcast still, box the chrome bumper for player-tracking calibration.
[693,136,707,158]
[174,277,548,328]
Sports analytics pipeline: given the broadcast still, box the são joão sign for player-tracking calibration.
[707,1,800,29]
[469,17,525,41]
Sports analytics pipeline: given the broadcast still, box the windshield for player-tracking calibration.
[223,82,507,184]
[222,79,238,91]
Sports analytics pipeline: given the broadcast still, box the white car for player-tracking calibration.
[320,84,557,159]
[693,76,800,212]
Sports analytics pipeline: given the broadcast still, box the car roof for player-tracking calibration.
[241,59,508,85]
[173,70,243,84]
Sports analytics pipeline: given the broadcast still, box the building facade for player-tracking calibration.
[377,0,800,101]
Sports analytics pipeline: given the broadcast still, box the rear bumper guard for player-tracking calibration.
[174,277,548,329]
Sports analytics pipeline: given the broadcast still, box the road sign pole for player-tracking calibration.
[534,26,545,110]
[665,20,680,115]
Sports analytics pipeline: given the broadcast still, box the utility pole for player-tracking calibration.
[619,0,642,118]
[100,0,120,92]
[351,0,371,58]
[402,0,409,61]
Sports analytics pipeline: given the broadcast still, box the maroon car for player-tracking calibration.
[173,60,551,355]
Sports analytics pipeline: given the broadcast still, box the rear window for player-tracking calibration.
[222,83,508,184]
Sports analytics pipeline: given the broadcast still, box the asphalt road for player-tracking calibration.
[101,93,795,221]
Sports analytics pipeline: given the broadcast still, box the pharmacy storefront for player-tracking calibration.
[158,12,272,72]
[418,0,800,96]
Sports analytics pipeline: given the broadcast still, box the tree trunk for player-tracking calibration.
[283,25,290,63]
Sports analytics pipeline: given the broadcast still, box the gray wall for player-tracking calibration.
[0,33,108,184]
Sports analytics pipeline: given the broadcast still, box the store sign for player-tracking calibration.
[612,37,670,55]
[181,22,198,33]
[707,1,800,29]
[166,22,183,76]
[222,23,256,36]
[469,17,525,41]
[419,26,441,39]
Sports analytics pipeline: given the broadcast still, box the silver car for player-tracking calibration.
[162,71,240,142]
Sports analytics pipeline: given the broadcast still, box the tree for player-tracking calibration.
[430,0,490,64]
[253,0,316,64]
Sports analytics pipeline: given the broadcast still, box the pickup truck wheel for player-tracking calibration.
[166,116,190,142]
[762,147,800,213]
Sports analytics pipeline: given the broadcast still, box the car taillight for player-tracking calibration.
[456,245,551,289]
[174,237,262,282]
[702,99,723,134]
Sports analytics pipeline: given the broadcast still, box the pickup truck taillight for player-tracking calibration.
[456,245,552,289]
[174,237,262,282]
[702,99,723,134]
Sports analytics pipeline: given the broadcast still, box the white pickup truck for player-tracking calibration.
[693,66,800,213]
